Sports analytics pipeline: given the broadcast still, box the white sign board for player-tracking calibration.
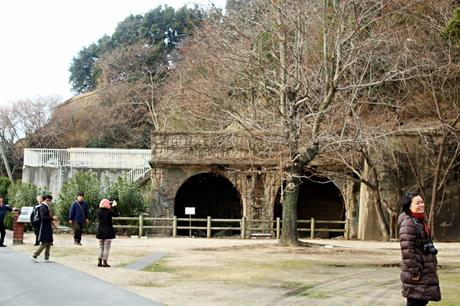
[185,207,195,215]
[17,206,33,223]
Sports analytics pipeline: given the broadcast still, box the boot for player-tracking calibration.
[102,259,111,267]
[98,258,102,267]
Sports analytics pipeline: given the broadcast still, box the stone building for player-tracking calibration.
[149,131,460,241]
[149,132,359,239]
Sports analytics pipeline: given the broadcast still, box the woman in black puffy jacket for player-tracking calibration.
[96,199,119,267]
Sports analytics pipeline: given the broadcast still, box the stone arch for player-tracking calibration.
[273,175,346,238]
[174,172,243,236]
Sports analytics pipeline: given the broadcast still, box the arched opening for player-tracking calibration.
[274,176,345,238]
[174,173,242,237]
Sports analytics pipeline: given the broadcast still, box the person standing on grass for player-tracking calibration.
[69,192,89,245]
[30,195,43,246]
[398,192,441,306]
[31,195,55,262]
[96,198,118,267]
[0,194,13,247]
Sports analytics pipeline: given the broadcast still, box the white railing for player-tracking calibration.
[23,149,68,167]
[24,148,151,169]
[125,165,151,182]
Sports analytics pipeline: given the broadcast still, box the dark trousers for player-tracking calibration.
[33,226,40,245]
[407,298,429,306]
[73,222,84,243]
[0,221,5,245]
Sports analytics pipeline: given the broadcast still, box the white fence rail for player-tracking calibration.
[24,148,151,170]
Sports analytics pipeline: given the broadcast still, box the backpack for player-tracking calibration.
[31,204,42,226]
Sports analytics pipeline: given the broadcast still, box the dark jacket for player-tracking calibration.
[69,200,89,223]
[38,204,53,243]
[96,208,119,240]
[399,212,441,301]
[0,204,12,223]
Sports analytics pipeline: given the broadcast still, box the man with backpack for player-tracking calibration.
[30,195,43,246]
[0,194,13,247]
[69,192,89,245]
[31,194,55,262]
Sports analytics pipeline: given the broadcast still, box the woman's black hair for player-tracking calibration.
[400,191,419,214]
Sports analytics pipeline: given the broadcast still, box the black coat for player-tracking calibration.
[38,204,53,243]
[399,213,441,301]
[96,208,119,240]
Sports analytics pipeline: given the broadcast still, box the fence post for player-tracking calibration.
[345,219,349,240]
[173,216,177,238]
[207,216,211,239]
[241,217,246,239]
[310,218,315,239]
[276,217,280,239]
[139,214,144,237]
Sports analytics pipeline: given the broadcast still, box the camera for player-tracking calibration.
[423,240,438,255]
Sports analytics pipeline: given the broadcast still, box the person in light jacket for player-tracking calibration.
[398,192,441,306]
[96,198,118,267]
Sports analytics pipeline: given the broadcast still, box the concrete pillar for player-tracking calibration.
[357,161,382,240]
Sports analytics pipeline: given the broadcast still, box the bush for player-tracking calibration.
[7,181,38,209]
[0,176,11,201]
[4,181,39,230]
[56,171,101,225]
[443,8,460,41]
[105,176,146,217]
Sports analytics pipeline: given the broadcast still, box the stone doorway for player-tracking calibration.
[174,172,242,237]
[274,176,345,238]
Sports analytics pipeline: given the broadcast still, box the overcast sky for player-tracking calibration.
[0,0,226,106]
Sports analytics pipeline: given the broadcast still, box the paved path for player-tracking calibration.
[0,248,162,306]
[125,252,168,271]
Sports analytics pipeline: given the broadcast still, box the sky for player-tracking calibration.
[0,0,226,106]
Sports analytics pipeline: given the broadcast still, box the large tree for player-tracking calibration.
[160,0,430,245]
[69,5,205,94]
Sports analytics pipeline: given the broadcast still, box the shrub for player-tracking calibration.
[56,171,101,225]
[7,181,38,209]
[105,176,146,217]
[443,8,460,41]
[0,176,11,201]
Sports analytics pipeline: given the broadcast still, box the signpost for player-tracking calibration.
[185,207,195,237]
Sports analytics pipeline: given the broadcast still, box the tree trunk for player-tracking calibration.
[429,135,446,240]
[0,140,13,182]
[280,175,300,246]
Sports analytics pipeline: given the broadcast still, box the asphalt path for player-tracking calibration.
[0,247,162,306]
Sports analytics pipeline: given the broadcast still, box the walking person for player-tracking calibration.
[31,195,55,262]
[30,195,43,246]
[96,198,118,267]
[399,192,441,306]
[69,192,89,245]
[0,194,13,247]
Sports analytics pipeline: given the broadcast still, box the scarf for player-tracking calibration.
[410,211,431,237]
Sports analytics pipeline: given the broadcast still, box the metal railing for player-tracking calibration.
[24,148,151,169]
[112,216,348,239]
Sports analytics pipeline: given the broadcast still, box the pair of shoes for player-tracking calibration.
[98,258,102,267]
[0,244,6,247]
[43,258,54,263]
[102,260,111,267]
[31,256,40,263]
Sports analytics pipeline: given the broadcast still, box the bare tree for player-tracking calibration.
[160,0,433,244]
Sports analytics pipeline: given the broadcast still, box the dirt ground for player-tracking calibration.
[10,232,460,306]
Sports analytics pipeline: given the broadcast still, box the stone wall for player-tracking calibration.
[22,166,128,198]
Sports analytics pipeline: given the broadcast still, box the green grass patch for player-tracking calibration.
[436,270,460,306]
[143,259,174,273]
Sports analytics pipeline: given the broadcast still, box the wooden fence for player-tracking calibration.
[112,215,348,239]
